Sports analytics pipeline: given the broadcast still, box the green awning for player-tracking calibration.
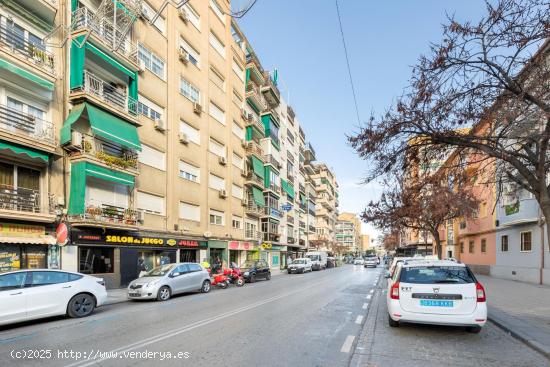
[0,58,54,90]
[60,103,141,151]
[68,161,135,215]
[251,187,265,207]
[281,179,295,199]
[0,140,49,163]
[251,156,264,178]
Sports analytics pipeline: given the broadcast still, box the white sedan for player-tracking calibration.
[353,258,365,265]
[287,258,313,274]
[386,260,487,333]
[0,269,108,326]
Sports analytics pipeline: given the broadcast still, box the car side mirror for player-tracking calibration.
[384,271,391,279]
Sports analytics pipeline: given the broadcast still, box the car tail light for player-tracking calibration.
[390,282,400,300]
[476,282,486,302]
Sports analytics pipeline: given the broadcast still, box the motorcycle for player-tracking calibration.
[225,267,245,287]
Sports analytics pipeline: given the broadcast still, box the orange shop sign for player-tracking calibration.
[0,223,45,238]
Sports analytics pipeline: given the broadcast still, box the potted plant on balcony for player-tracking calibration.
[124,208,137,225]
[85,205,102,221]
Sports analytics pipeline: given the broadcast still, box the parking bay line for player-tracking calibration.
[340,335,355,353]
[355,315,364,324]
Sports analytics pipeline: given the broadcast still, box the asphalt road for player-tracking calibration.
[0,265,379,367]
[0,265,545,367]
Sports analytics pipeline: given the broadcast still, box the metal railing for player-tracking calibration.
[72,7,138,63]
[0,103,55,145]
[0,186,53,214]
[75,131,138,170]
[299,184,305,193]
[0,24,54,72]
[245,171,264,186]
[265,206,282,218]
[245,230,261,240]
[244,113,264,134]
[287,236,295,244]
[267,183,281,194]
[245,201,264,216]
[245,82,265,109]
[309,225,316,233]
[287,172,295,184]
[263,232,280,242]
[263,154,280,168]
[73,203,139,225]
[245,140,264,158]
[287,215,294,225]
[78,70,137,116]
[299,220,306,229]
[261,72,280,105]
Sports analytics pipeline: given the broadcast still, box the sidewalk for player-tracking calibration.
[477,274,550,358]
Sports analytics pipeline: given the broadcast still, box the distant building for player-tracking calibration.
[335,213,361,253]
[361,234,371,252]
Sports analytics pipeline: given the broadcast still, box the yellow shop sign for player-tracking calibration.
[0,223,45,238]
[105,235,164,246]
[261,243,272,249]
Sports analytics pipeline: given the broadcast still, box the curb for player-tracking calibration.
[488,314,550,361]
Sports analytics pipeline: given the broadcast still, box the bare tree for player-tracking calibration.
[349,0,550,247]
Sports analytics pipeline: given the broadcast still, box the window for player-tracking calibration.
[79,247,114,274]
[232,121,245,139]
[480,202,488,217]
[209,173,225,191]
[209,32,225,58]
[179,202,200,221]
[459,221,467,230]
[180,78,201,103]
[481,238,487,253]
[209,209,224,225]
[209,102,225,125]
[85,177,129,209]
[501,235,509,252]
[209,67,225,91]
[521,231,532,252]
[179,161,200,183]
[245,221,258,238]
[232,152,244,170]
[210,0,225,24]
[137,191,165,215]
[209,138,225,157]
[0,272,26,291]
[232,184,243,199]
[180,120,200,145]
[233,89,243,108]
[138,145,166,171]
[137,95,163,121]
[138,43,165,79]
[30,271,70,286]
[460,242,464,253]
[182,3,200,30]
[141,2,166,33]
[180,38,200,67]
[232,215,242,229]
[232,59,244,81]
[467,240,475,253]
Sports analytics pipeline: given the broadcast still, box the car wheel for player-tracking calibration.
[200,280,211,293]
[236,278,245,287]
[388,314,399,327]
[67,293,96,318]
[157,286,171,301]
[250,274,256,283]
[466,326,482,334]
[266,272,271,280]
[287,270,292,274]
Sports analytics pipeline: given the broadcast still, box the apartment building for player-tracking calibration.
[361,234,371,252]
[309,163,339,251]
[335,212,361,254]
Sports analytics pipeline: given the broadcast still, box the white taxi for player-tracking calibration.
[386,260,487,333]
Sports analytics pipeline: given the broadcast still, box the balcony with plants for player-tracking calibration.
[261,71,280,108]
[72,203,140,227]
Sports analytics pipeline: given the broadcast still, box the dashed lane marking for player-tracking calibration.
[340,335,355,353]
[362,303,368,309]
[355,315,364,324]
[366,294,372,300]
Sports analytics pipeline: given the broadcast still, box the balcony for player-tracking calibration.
[264,206,283,218]
[304,142,316,162]
[72,70,138,118]
[244,113,264,135]
[0,186,54,218]
[245,201,264,217]
[245,229,262,240]
[299,220,306,229]
[263,154,281,169]
[69,203,140,229]
[262,232,280,242]
[287,215,295,225]
[287,172,295,184]
[261,73,280,108]
[68,132,139,174]
[265,183,281,195]
[309,225,316,233]
[245,140,264,160]
[287,236,296,244]
[245,83,265,111]
[0,23,55,74]
[244,171,264,188]
[299,183,305,193]
[72,7,138,65]
[0,103,55,150]
[245,53,264,86]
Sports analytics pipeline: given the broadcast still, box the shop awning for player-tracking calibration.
[281,179,295,199]
[251,187,265,207]
[60,103,141,151]
[251,156,265,179]
[0,140,49,163]
[0,236,56,245]
[0,58,54,90]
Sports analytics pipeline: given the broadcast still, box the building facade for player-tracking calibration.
[335,212,360,254]
[0,0,336,287]
[309,163,339,252]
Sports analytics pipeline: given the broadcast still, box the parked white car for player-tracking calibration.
[353,257,365,265]
[386,260,487,333]
[287,258,313,274]
[364,257,378,268]
[305,251,328,270]
[0,269,107,326]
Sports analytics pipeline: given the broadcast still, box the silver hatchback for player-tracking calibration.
[128,263,211,301]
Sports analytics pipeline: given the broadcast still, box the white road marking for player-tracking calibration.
[355,315,364,324]
[340,335,355,353]
[369,289,374,294]
[366,294,372,300]
[65,279,328,367]
[362,303,368,309]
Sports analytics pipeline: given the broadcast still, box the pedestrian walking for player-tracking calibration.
[138,258,147,277]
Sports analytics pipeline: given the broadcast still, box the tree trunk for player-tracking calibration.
[432,230,442,259]
[539,189,550,252]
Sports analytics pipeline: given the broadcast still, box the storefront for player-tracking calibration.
[228,241,259,266]
[63,228,207,288]
[260,243,286,275]
[0,222,57,273]
[287,244,306,264]
[207,240,228,267]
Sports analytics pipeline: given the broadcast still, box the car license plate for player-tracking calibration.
[129,292,140,297]
[420,300,453,307]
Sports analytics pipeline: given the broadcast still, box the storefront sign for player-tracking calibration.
[261,243,272,250]
[56,223,69,246]
[229,241,258,251]
[73,229,207,249]
[0,223,44,238]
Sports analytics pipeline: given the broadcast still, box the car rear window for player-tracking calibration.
[399,266,475,284]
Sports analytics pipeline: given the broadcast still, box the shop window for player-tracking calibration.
[209,248,224,265]
[79,247,114,274]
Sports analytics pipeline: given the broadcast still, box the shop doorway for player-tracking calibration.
[180,249,198,263]
[120,248,138,287]
[246,251,259,261]
[229,250,239,267]
[209,248,225,268]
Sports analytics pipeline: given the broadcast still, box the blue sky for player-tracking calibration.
[237,0,487,239]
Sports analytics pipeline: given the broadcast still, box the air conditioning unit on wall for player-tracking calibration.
[154,118,166,131]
